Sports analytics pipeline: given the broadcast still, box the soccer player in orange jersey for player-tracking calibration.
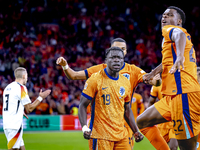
[131,93,145,121]
[78,47,143,150]
[56,38,161,149]
[196,67,200,150]
[149,85,178,150]
[137,6,200,150]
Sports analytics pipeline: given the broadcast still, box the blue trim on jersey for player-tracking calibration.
[89,95,96,131]
[171,44,182,94]
[81,92,93,100]
[104,68,119,80]
[182,93,194,135]
[84,69,89,79]
[92,138,97,150]
[169,28,175,41]
[150,94,157,99]
[125,101,130,105]
[120,62,125,70]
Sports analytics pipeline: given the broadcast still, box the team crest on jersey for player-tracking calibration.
[119,87,125,96]
[84,83,88,90]
[122,73,130,80]
[132,97,136,103]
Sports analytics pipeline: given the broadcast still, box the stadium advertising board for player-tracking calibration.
[0,115,60,131]
[61,115,90,131]
[0,115,90,131]
[24,115,60,131]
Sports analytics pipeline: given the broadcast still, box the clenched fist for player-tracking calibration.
[56,57,67,66]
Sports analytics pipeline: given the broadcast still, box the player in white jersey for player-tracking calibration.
[3,67,51,150]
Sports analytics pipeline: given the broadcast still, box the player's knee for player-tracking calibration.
[169,146,178,150]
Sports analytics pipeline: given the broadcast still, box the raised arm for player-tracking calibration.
[169,28,186,73]
[124,102,144,142]
[24,89,51,113]
[78,95,91,139]
[56,57,86,80]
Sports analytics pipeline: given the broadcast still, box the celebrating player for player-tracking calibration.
[78,46,143,150]
[56,38,161,149]
[137,6,200,150]
[3,67,51,150]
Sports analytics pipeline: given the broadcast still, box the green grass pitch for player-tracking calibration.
[0,131,156,150]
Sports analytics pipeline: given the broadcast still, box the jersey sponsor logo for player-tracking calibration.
[119,87,125,96]
[172,90,176,93]
[122,73,130,80]
[84,83,88,90]
[102,87,108,90]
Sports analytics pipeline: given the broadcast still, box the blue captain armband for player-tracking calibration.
[81,92,93,100]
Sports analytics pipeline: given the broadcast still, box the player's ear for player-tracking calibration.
[105,58,107,64]
[177,19,182,26]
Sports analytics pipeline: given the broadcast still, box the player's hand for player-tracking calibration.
[23,112,29,119]
[134,131,144,142]
[56,57,67,66]
[148,73,161,86]
[143,72,155,84]
[82,125,91,140]
[39,89,51,99]
[83,131,92,140]
[169,56,185,74]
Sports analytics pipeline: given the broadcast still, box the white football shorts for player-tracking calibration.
[4,126,24,149]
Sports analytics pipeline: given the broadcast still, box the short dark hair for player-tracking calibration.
[167,6,186,25]
[197,67,200,72]
[105,46,124,57]
[111,38,126,46]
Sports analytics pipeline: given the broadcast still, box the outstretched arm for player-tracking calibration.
[24,89,51,113]
[143,64,163,84]
[124,102,144,142]
[169,28,186,73]
[56,57,86,80]
[78,95,91,140]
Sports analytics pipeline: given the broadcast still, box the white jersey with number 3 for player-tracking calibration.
[3,82,31,130]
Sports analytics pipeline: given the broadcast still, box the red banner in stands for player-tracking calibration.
[61,115,90,131]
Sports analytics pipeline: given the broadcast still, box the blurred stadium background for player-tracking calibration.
[0,0,199,149]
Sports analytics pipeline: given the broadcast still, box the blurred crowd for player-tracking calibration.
[0,0,200,115]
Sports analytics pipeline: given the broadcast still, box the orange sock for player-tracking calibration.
[140,126,170,150]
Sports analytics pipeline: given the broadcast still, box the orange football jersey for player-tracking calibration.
[82,68,131,141]
[161,25,200,95]
[131,93,144,120]
[85,62,146,97]
[150,85,163,100]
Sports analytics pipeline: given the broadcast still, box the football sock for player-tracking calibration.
[140,126,170,150]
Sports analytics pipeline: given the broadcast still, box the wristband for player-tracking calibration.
[82,125,91,133]
[62,64,69,70]
[37,96,43,102]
